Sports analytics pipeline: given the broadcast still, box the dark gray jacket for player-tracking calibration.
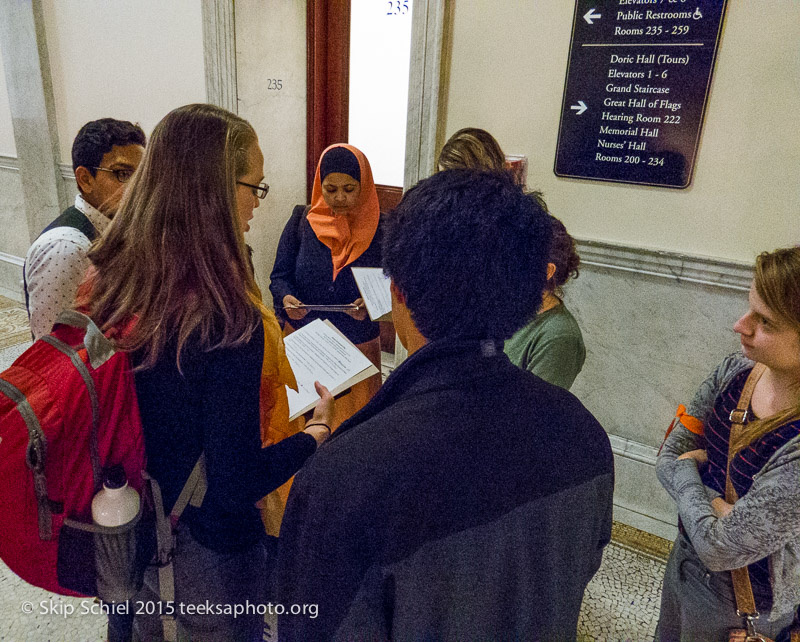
[278,338,614,641]
[657,352,800,620]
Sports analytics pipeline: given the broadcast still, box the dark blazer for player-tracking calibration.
[278,339,614,641]
[269,205,383,344]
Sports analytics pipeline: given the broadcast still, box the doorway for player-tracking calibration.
[306,0,413,212]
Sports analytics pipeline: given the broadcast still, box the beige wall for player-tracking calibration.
[41,0,206,163]
[235,0,307,304]
[442,1,800,262]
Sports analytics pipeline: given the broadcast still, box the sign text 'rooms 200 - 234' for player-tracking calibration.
[554,0,728,189]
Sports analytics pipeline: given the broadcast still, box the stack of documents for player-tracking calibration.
[283,319,380,420]
[351,267,392,322]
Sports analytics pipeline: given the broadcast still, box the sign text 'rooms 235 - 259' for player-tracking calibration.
[554,0,728,189]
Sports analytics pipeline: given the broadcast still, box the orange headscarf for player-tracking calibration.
[307,144,380,280]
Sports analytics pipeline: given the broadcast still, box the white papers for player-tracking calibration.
[283,319,379,420]
[351,267,392,322]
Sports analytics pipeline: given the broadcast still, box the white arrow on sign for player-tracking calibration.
[570,101,588,115]
[584,8,601,24]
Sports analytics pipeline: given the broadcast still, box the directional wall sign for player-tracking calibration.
[554,0,728,188]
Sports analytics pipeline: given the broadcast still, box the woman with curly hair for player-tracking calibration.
[504,214,585,389]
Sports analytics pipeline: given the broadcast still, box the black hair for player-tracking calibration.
[383,169,552,341]
[71,118,146,176]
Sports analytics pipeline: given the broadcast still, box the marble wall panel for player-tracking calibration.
[60,169,77,202]
[0,166,28,258]
[562,262,747,535]
[0,165,78,300]
[0,163,26,303]
[565,265,744,449]
[612,450,677,540]
[0,263,24,301]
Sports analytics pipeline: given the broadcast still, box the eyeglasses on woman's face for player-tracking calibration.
[237,181,270,200]
[93,167,135,183]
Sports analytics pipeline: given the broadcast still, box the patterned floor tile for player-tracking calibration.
[0,296,31,350]
[1,528,668,641]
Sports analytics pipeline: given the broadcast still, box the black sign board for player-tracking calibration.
[554,0,728,188]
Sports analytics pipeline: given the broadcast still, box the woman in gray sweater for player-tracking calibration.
[656,247,800,641]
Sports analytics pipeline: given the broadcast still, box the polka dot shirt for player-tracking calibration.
[24,195,110,339]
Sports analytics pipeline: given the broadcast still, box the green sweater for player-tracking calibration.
[504,303,586,389]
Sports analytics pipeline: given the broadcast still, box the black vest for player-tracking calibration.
[23,206,99,317]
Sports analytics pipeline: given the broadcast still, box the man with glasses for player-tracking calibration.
[24,118,145,339]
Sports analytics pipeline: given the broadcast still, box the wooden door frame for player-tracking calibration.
[306,0,406,212]
[306,0,446,359]
[306,0,351,202]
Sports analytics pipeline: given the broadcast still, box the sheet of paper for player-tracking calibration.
[283,319,379,420]
[351,267,392,322]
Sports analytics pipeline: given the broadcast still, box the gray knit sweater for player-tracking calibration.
[656,352,800,620]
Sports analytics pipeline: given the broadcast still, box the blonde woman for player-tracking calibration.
[86,104,333,642]
[656,247,800,641]
[437,127,507,172]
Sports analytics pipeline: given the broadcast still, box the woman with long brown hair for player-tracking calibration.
[87,103,332,641]
[656,247,800,641]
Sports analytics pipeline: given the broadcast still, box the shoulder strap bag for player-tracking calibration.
[726,364,800,642]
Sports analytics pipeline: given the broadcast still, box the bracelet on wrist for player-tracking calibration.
[305,422,331,435]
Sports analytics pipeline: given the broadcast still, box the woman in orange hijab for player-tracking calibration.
[270,144,383,427]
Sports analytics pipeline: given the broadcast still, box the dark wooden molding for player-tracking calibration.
[306,0,350,201]
[376,184,403,212]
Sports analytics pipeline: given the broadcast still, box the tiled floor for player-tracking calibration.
[0,296,31,350]
[0,304,671,641]
[578,536,668,641]
[0,530,669,641]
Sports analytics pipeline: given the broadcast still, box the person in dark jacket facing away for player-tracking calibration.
[277,169,614,641]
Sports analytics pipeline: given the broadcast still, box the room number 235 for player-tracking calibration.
[387,1,410,15]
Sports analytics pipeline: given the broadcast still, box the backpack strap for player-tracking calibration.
[53,309,116,369]
[39,335,102,493]
[170,454,208,519]
[39,311,118,494]
[143,454,207,642]
[0,377,52,540]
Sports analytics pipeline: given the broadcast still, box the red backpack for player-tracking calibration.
[0,310,146,597]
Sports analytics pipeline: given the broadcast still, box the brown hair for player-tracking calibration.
[731,247,800,454]
[87,103,263,369]
[437,127,506,172]
[546,215,580,294]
